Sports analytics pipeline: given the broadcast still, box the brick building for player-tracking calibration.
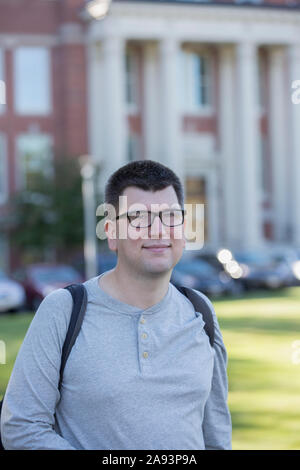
[0,0,88,272]
[0,0,300,273]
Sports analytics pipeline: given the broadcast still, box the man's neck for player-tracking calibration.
[98,266,171,310]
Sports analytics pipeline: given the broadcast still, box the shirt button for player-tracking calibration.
[140,317,146,324]
[142,333,147,339]
[143,351,149,359]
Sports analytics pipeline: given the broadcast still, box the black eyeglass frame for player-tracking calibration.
[115,209,186,228]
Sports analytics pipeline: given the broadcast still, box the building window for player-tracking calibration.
[16,134,53,190]
[182,49,213,112]
[0,49,5,113]
[125,47,139,109]
[14,47,51,115]
[0,134,8,204]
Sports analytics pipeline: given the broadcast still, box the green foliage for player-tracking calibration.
[8,155,85,256]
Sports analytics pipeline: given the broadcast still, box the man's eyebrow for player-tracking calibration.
[129,207,173,211]
[126,204,179,212]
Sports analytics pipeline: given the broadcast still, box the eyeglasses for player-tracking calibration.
[115,209,186,228]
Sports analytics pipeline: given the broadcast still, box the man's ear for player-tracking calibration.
[105,219,118,253]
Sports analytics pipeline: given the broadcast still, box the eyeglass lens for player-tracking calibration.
[128,210,184,227]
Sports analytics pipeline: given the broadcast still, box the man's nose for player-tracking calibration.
[149,214,168,239]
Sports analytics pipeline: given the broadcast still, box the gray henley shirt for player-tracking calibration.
[1,272,232,450]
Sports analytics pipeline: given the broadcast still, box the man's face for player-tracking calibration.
[106,185,186,278]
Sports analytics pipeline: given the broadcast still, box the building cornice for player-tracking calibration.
[114,0,300,11]
[87,2,300,44]
[109,1,300,21]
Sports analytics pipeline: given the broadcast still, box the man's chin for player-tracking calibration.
[142,261,173,276]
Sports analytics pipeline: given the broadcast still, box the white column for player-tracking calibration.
[100,36,127,190]
[235,41,263,249]
[208,171,220,249]
[269,46,288,243]
[288,44,300,246]
[158,38,184,190]
[143,41,159,162]
[219,45,238,249]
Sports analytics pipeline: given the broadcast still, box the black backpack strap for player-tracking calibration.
[58,283,87,389]
[176,285,215,347]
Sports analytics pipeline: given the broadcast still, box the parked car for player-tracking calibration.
[229,250,294,290]
[196,249,245,295]
[0,269,26,314]
[267,246,300,286]
[171,255,239,297]
[12,263,85,311]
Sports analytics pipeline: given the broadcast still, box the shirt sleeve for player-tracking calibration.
[0,288,76,450]
[196,292,232,450]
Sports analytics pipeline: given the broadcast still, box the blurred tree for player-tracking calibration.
[8,154,87,263]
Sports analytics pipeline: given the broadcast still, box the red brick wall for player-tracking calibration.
[0,0,88,271]
[53,43,88,157]
[0,0,59,35]
[0,0,88,167]
[60,0,86,22]
[0,0,87,34]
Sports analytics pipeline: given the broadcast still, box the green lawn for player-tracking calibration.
[0,287,300,450]
[214,287,300,450]
[0,313,34,402]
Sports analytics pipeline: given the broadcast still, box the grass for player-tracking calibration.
[0,286,300,450]
[213,286,300,450]
[0,313,34,402]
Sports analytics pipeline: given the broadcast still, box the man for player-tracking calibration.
[1,160,232,450]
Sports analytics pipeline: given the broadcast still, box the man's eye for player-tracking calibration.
[128,212,141,220]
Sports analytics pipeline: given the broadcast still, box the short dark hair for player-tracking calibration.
[104,160,184,214]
